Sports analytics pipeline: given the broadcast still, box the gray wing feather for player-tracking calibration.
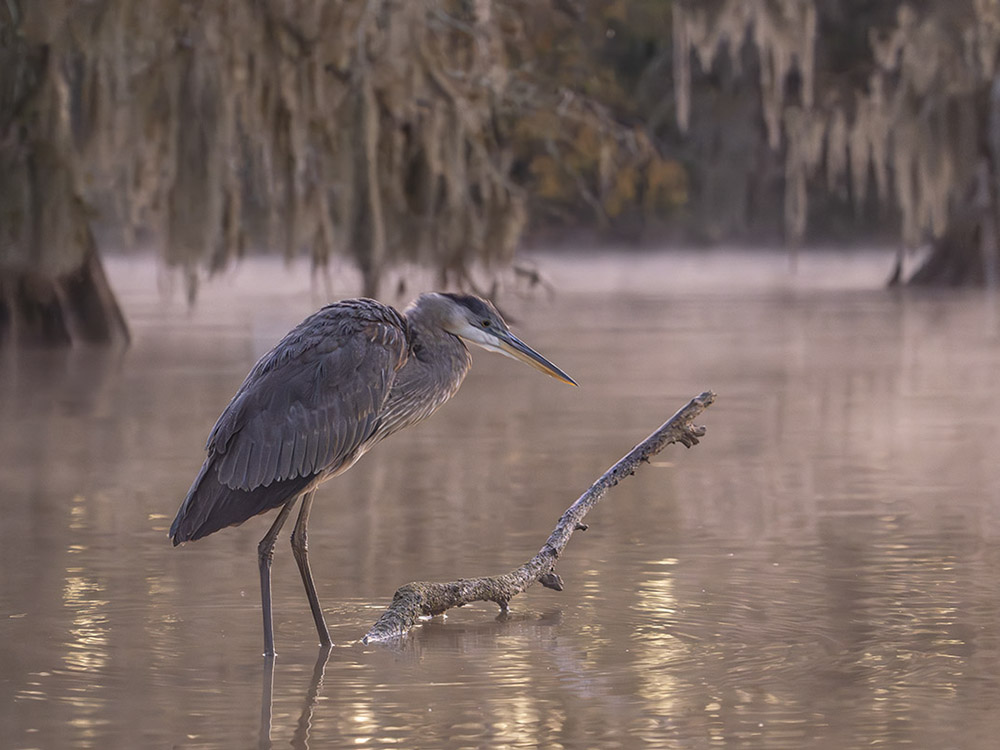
[315,417,331,473]
[261,441,279,488]
[208,301,409,491]
[291,423,307,472]
[276,428,293,481]
[303,411,320,473]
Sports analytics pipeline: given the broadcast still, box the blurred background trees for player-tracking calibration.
[2,0,999,345]
[2,0,530,344]
[670,0,1000,286]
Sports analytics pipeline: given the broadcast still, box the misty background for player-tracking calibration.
[3,3,1000,750]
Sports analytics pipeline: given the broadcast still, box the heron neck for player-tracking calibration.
[370,306,473,442]
[402,309,474,390]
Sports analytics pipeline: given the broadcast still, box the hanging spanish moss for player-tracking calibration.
[673,0,1000,285]
[1,0,531,344]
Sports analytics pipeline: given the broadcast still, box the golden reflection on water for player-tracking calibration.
[631,560,688,738]
[62,493,111,678]
[62,574,110,672]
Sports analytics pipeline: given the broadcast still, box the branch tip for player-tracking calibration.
[538,572,564,591]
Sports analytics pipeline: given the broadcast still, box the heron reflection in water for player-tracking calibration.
[170,293,577,654]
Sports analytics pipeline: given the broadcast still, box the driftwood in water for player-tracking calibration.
[363,391,715,643]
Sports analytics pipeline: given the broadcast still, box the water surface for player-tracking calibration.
[2,252,999,749]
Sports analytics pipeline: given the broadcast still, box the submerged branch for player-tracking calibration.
[363,390,716,643]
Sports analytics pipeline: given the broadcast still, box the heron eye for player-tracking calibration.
[481,319,492,328]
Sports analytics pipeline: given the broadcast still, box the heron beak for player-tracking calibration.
[496,331,578,386]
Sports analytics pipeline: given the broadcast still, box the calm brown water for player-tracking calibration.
[3,252,1000,749]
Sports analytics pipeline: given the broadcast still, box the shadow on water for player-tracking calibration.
[5,252,1000,748]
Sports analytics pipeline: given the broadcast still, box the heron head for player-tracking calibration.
[430,293,577,386]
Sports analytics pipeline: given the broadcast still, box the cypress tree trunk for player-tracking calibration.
[908,74,1000,288]
[0,242,130,347]
[905,200,988,287]
[0,4,128,346]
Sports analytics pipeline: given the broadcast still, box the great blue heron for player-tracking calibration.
[169,293,576,654]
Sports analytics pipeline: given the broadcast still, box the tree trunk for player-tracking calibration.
[902,73,1000,288]
[906,211,985,286]
[0,6,129,347]
[0,243,129,347]
[906,159,997,288]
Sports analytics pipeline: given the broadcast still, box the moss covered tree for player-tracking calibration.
[673,0,1000,285]
[1,0,535,345]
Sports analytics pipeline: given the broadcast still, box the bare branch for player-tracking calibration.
[363,390,716,643]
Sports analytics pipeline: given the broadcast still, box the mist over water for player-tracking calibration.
[3,251,1000,749]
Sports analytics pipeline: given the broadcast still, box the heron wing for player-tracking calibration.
[208,301,409,491]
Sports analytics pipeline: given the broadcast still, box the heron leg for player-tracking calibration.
[290,490,332,647]
[258,498,298,656]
